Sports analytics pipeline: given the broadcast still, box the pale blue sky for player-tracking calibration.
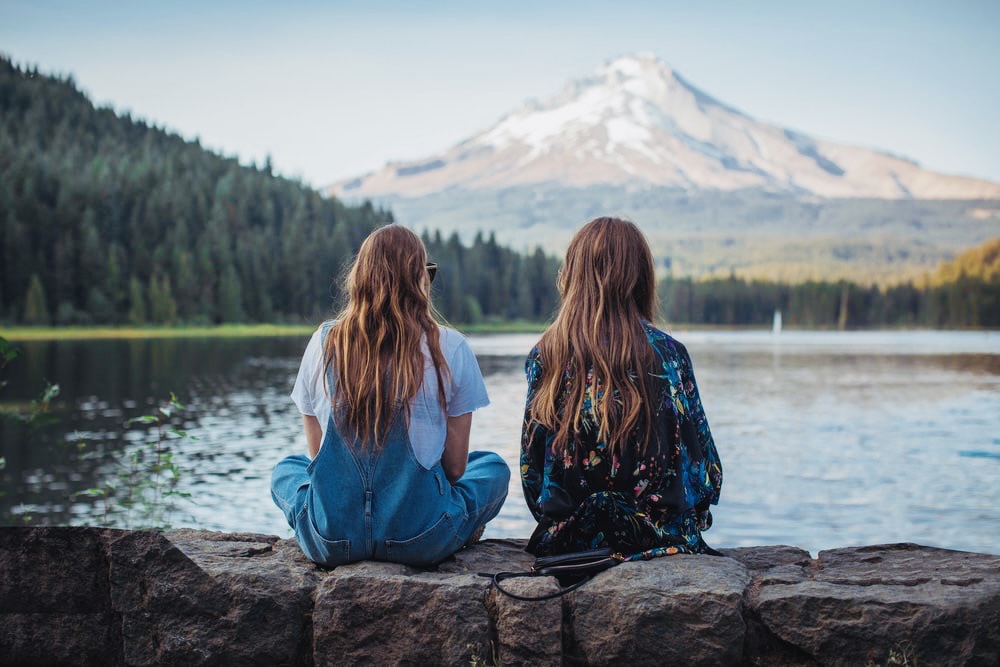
[2,0,997,188]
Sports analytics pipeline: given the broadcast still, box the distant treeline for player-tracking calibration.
[659,238,1000,329]
[0,56,560,326]
[422,230,560,324]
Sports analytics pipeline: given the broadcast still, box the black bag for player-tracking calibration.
[479,547,624,601]
[480,538,725,601]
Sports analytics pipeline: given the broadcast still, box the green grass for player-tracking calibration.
[456,320,549,334]
[1,320,797,342]
[0,321,554,341]
[0,324,316,341]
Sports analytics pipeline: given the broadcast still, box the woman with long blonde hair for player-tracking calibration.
[521,217,722,558]
[272,225,509,567]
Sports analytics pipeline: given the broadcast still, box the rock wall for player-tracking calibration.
[1,527,998,666]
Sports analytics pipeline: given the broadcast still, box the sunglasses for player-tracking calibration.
[426,262,438,283]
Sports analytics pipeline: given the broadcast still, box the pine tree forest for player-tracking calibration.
[0,57,560,327]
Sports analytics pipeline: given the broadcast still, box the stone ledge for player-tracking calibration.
[0,527,997,666]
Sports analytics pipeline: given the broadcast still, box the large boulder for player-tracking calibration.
[312,562,488,666]
[0,527,120,666]
[747,543,1000,666]
[565,553,752,666]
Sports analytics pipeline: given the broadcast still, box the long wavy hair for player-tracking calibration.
[323,225,449,449]
[530,217,658,456]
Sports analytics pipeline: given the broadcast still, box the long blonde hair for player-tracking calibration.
[324,225,448,448]
[530,217,658,456]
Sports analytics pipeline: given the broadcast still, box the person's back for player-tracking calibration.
[272,225,509,567]
[520,217,722,558]
[305,412,465,565]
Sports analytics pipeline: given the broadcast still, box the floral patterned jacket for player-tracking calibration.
[520,322,723,558]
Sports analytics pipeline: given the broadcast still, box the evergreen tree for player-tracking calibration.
[218,264,245,323]
[127,276,147,324]
[86,286,116,323]
[23,273,49,325]
[148,273,178,324]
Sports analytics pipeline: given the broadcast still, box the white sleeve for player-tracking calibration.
[445,335,490,417]
[290,328,325,416]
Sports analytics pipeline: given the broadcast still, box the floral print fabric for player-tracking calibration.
[520,322,723,557]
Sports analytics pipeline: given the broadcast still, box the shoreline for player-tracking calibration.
[3,322,996,342]
[1,322,551,341]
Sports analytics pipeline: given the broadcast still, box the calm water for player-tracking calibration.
[1,330,997,556]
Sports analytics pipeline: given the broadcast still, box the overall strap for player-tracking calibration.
[318,318,385,557]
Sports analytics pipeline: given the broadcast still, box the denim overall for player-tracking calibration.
[271,358,509,567]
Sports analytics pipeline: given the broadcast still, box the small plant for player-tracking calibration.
[77,392,195,529]
[0,336,60,429]
[866,641,918,667]
[886,642,917,666]
[0,336,17,377]
[1,337,59,522]
[468,641,501,667]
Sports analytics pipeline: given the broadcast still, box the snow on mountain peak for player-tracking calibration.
[477,53,683,158]
[599,52,665,79]
[331,53,1000,200]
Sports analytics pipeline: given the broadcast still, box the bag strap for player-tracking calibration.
[477,571,599,602]
[699,536,725,557]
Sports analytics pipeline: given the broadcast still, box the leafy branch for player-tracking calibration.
[77,392,195,529]
[0,336,60,429]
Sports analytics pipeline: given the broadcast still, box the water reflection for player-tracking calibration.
[1,331,997,556]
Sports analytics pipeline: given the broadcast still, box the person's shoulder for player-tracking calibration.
[437,325,473,355]
[306,319,340,359]
[315,318,338,335]
[641,322,689,357]
[310,319,337,344]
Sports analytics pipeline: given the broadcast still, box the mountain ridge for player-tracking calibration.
[329,53,999,201]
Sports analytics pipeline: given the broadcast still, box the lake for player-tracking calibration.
[1,329,997,556]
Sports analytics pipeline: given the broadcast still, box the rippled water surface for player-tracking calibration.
[2,330,997,556]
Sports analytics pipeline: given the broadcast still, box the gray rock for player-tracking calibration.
[749,543,1000,666]
[312,560,493,666]
[439,537,535,576]
[3,529,998,666]
[167,530,321,666]
[451,538,562,665]
[0,611,121,667]
[565,553,752,667]
[485,575,562,666]
[0,526,119,666]
[721,544,813,571]
[0,526,110,613]
[107,529,317,666]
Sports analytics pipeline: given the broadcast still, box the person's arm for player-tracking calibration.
[441,412,472,483]
[291,325,327,459]
[304,414,322,459]
[679,345,723,512]
[520,349,547,520]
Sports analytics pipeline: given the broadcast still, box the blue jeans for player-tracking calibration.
[271,416,509,567]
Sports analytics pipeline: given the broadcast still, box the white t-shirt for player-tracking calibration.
[290,323,490,469]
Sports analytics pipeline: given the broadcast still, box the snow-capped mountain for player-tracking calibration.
[330,53,999,200]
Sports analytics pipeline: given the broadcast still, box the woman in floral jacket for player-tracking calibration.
[520,217,723,558]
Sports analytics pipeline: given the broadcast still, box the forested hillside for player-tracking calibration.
[0,57,560,326]
[659,237,1000,329]
[928,238,999,286]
